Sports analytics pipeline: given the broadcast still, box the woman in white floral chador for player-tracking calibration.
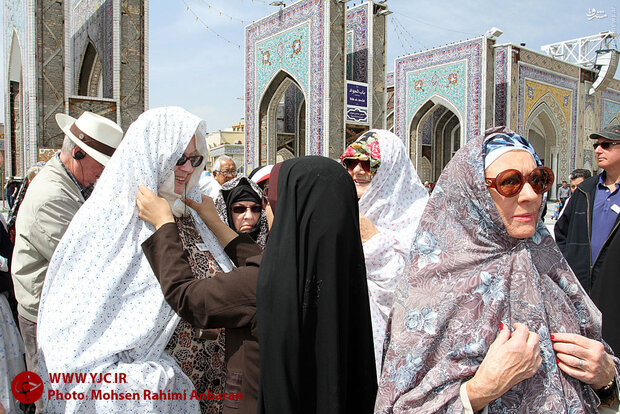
[38,107,233,413]
[340,129,428,378]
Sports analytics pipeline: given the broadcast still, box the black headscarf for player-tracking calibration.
[218,177,264,242]
[257,156,377,414]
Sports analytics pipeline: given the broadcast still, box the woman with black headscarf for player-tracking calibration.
[137,156,377,414]
[257,156,377,414]
[215,176,269,247]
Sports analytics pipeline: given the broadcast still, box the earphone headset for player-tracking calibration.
[74,150,85,160]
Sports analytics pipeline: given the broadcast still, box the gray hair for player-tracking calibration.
[61,136,77,154]
[569,168,592,181]
[213,155,236,172]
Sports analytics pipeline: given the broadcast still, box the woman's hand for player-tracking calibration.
[359,213,379,244]
[552,332,615,389]
[183,194,220,227]
[136,185,174,230]
[466,323,542,411]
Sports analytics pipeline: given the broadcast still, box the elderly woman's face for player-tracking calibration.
[231,201,262,233]
[485,151,542,239]
[344,159,372,199]
[173,136,198,195]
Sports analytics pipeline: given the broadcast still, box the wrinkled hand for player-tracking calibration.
[467,323,542,411]
[359,213,379,244]
[183,194,220,227]
[552,332,615,389]
[136,185,174,229]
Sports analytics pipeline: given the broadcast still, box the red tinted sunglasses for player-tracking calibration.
[485,166,554,197]
[343,159,371,173]
[231,205,262,214]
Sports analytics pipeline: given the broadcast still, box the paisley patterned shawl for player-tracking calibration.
[375,127,615,413]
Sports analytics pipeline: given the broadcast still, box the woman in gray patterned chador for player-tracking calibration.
[375,127,619,413]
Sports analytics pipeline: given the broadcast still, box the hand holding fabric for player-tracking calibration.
[466,323,542,411]
[136,185,174,229]
[552,332,615,389]
[184,195,237,248]
[184,194,219,226]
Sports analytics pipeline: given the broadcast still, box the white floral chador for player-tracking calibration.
[342,129,429,377]
[37,107,233,413]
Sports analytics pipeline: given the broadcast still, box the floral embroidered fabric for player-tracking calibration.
[165,215,226,414]
[344,129,428,378]
[38,107,233,413]
[375,127,618,413]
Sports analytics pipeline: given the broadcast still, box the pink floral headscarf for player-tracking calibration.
[340,131,382,177]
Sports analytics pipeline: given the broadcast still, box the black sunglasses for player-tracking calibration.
[176,154,204,167]
[485,166,554,197]
[592,142,620,150]
[231,205,262,214]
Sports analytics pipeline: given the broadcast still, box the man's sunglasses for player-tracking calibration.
[231,205,262,214]
[592,142,620,150]
[176,154,204,167]
[485,166,554,198]
[343,159,371,173]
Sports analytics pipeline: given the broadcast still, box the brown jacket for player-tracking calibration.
[142,223,261,413]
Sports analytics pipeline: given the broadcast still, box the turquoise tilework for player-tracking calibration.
[602,99,620,126]
[406,60,467,125]
[255,23,310,103]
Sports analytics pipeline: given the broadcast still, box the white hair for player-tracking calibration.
[61,136,77,154]
[213,155,236,172]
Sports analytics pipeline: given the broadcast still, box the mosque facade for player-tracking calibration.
[392,36,620,199]
[3,0,148,177]
[245,0,620,200]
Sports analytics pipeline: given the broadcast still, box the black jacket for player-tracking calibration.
[555,174,620,353]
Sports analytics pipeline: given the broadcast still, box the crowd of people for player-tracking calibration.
[0,107,618,414]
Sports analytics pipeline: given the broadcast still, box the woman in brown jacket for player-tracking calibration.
[138,185,267,413]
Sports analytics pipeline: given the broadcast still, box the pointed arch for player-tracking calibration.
[78,41,103,97]
[524,94,568,198]
[408,95,463,181]
[258,70,307,164]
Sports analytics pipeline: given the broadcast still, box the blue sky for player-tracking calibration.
[1,0,619,131]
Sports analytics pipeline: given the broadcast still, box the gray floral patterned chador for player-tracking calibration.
[375,127,619,413]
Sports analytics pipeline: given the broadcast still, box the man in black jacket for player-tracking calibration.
[555,124,620,356]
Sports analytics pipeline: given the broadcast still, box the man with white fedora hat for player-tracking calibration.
[11,111,122,412]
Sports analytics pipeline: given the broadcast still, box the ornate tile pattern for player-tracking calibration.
[345,4,368,82]
[71,0,106,34]
[405,60,467,126]
[255,22,310,104]
[601,89,620,128]
[245,0,326,171]
[518,65,578,173]
[394,38,483,144]
[494,46,508,126]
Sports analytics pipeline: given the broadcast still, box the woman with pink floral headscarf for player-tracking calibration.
[340,129,428,378]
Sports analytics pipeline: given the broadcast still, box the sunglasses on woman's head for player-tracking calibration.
[231,205,262,214]
[343,159,371,173]
[592,142,620,150]
[176,154,204,167]
[485,166,554,197]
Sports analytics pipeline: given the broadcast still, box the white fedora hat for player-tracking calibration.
[55,112,123,166]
